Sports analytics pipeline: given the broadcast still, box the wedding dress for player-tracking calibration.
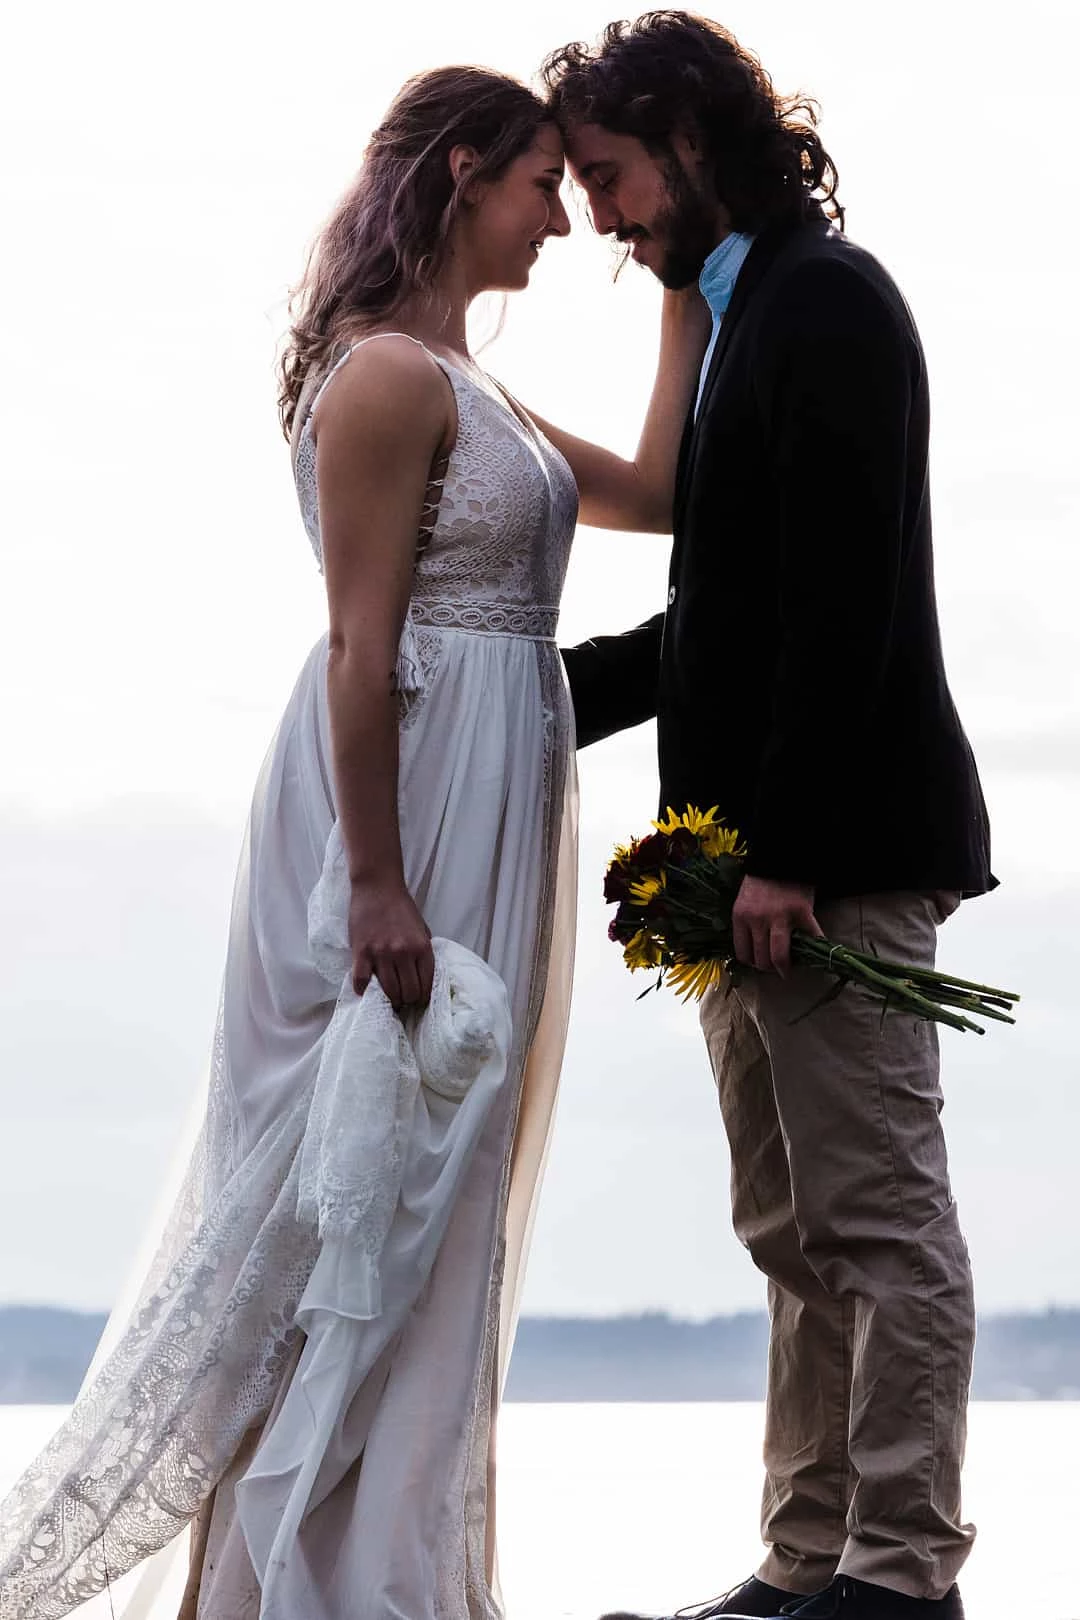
[0,335,579,1620]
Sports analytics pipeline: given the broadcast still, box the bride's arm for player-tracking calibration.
[313,337,452,1009]
[528,285,710,533]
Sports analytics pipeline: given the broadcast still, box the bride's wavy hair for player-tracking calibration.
[542,11,843,234]
[278,67,550,439]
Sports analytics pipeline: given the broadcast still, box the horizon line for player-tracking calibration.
[4,1302,1080,1322]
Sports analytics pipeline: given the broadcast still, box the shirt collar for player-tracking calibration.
[698,231,756,323]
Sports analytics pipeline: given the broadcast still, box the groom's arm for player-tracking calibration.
[560,612,664,748]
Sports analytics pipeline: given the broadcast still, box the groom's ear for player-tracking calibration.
[670,125,703,165]
[449,144,483,200]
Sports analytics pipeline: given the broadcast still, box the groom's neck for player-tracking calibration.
[710,202,735,248]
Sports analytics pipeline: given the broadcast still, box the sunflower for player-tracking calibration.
[652,804,714,837]
[628,873,666,905]
[623,928,664,972]
[665,955,729,1001]
[652,804,746,862]
[699,822,747,860]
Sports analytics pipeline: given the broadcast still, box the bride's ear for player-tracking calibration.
[449,144,484,203]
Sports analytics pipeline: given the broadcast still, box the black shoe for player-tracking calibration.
[599,1576,802,1620]
[778,1576,965,1619]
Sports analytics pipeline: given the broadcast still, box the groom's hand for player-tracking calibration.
[732,875,823,977]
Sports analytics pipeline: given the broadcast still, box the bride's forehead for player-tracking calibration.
[522,123,566,166]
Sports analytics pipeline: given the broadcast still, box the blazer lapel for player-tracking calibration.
[695,226,790,420]
[676,215,831,513]
[671,405,696,534]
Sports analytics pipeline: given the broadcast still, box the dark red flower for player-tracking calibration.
[666,827,699,865]
[633,830,671,870]
[604,864,633,903]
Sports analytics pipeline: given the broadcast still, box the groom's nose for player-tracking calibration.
[587,190,620,237]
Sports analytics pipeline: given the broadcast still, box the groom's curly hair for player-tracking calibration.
[542,11,843,233]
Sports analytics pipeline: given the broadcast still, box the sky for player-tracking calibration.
[1,0,1078,1320]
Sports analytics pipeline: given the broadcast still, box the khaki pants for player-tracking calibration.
[699,892,975,1602]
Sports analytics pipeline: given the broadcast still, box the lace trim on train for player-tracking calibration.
[0,1007,315,1620]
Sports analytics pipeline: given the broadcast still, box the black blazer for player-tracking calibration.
[563,216,996,900]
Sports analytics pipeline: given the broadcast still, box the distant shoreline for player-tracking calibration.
[3,1305,1079,1403]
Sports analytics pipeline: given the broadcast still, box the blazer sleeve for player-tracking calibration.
[560,612,664,749]
[747,261,916,881]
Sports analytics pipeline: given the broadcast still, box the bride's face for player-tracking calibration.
[455,124,571,293]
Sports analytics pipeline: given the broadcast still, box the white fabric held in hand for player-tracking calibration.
[299,845,511,1318]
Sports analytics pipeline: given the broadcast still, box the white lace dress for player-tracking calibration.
[0,337,579,1620]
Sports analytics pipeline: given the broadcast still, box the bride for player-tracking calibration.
[0,64,706,1620]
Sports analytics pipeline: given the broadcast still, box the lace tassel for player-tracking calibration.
[396,616,425,705]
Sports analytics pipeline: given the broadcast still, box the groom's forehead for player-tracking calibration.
[565,123,644,179]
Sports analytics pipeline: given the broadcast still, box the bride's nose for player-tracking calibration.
[546,194,571,238]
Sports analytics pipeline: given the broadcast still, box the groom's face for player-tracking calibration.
[565,124,718,289]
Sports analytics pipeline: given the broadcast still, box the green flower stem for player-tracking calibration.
[801,948,1019,1023]
[790,934,1012,1034]
[924,996,1017,1026]
[797,945,980,1032]
[825,950,1020,1005]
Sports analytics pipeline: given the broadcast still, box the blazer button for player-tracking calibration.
[667,586,677,605]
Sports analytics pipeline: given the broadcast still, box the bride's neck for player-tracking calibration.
[397,258,476,360]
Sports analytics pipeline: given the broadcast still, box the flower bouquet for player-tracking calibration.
[605,807,1019,1035]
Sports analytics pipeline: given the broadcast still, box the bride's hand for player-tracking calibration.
[348,878,434,1011]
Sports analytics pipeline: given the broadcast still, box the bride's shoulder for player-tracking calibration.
[310,332,453,444]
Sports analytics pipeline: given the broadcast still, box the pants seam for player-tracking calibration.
[856,896,937,1578]
[737,979,849,1572]
[836,1293,852,1532]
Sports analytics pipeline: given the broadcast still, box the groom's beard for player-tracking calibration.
[650,162,719,290]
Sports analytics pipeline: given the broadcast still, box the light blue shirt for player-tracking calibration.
[695,231,756,417]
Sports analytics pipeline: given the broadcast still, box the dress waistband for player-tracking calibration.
[408,600,558,643]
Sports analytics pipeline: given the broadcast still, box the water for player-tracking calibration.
[2,1403,1076,1618]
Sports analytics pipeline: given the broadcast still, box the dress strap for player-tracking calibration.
[293,334,458,540]
[303,332,430,429]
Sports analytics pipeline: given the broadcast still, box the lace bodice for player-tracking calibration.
[293,336,578,641]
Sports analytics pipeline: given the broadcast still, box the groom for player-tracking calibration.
[548,15,995,1620]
